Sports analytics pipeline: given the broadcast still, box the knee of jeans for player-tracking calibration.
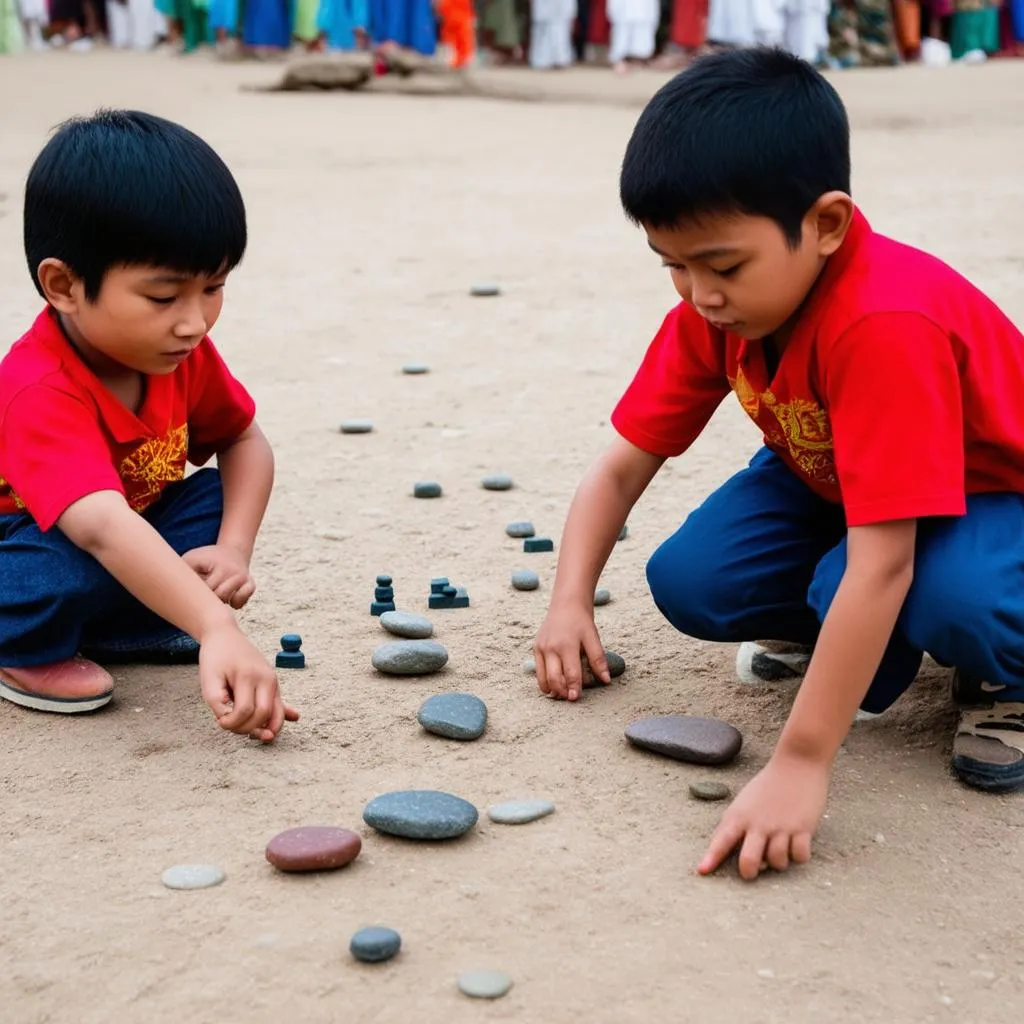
[646,539,741,642]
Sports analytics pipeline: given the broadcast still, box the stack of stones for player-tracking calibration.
[371,575,397,616]
[428,577,469,609]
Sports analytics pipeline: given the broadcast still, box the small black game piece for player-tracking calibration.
[524,537,554,553]
[276,633,306,669]
[372,574,396,616]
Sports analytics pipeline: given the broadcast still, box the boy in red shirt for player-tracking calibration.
[535,47,1024,879]
[0,110,298,743]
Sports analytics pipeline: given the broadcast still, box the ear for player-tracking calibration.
[36,259,85,315]
[808,192,855,258]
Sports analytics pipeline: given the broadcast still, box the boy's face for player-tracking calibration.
[643,202,848,342]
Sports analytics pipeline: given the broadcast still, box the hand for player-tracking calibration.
[698,752,830,880]
[183,544,255,609]
[534,601,610,702]
[198,623,300,743]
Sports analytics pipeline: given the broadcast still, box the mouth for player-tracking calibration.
[707,319,740,330]
[164,348,195,361]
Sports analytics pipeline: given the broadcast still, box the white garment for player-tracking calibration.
[106,0,162,48]
[607,0,657,60]
[707,0,827,60]
[530,0,575,66]
[17,0,48,22]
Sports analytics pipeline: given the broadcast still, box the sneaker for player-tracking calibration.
[735,640,813,685]
[951,671,1024,791]
[0,657,113,714]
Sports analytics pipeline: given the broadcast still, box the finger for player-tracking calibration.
[543,650,567,699]
[790,832,813,865]
[737,831,769,881]
[266,694,286,738]
[217,680,256,733]
[534,647,551,694]
[283,703,300,722]
[562,649,584,702]
[230,578,256,609]
[765,832,791,873]
[697,818,745,876]
[582,630,610,684]
[213,573,245,604]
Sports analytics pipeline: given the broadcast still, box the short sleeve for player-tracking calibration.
[0,385,124,531]
[825,313,965,526]
[610,303,730,457]
[186,339,257,465]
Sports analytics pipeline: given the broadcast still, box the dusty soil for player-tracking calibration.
[1,49,1023,1024]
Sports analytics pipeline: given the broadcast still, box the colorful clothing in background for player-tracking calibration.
[317,0,368,46]
[243,0,292,46]
[827,0,900,65]
[529,0,574,65]
[369,0,435,52]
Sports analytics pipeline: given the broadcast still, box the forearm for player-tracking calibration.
[215,423,274,561]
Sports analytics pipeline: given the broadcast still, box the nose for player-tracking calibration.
[689,277,726,311]
[173,300,207,339]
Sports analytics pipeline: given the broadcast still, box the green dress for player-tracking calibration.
[0,0,25,54]
[293,0,319,40]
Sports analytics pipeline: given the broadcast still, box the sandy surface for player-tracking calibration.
[1,50,1023,1024]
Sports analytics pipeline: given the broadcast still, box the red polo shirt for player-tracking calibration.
[612,209,1024,527]
[0,308,255,531]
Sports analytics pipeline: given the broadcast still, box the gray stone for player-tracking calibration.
[458,970,514,999]
[418,693,487,740]
[161,864,226,890]
[505,521,536,538]
[581,650,625,687]
[617,523,629,541]
[350,926,402,963]
[625,715,743,766]
[372,640,449,676]
[470,283,501,297]
[689,781,731,802]
[482,474,514,491]
[380,611,434,640]
[593,588,612,607]
[488,798,555,824]
[522,656,536,674]
[339,419,373,434]
[511,569,540,591]
[413,481,442,499]
[363,789,478,840]
[401,363,430,375]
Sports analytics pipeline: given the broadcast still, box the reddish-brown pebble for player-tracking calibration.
[265,826,362,872]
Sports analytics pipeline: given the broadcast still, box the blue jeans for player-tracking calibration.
[0,468,223,667]
[647,448,1024,713]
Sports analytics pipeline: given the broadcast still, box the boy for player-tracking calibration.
[0,109,298,744]
[534,48,1024,880]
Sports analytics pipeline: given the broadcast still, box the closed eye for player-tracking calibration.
[146,296,176,305]
[660,261,686,273]
[714,264,743,278]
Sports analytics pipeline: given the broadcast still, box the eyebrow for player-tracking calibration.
[647,240,742,261]
[142,274,192,284]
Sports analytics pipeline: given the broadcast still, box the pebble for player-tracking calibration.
[470,283,501,297]
[505,521,536,538]
[581,650,626,687]
[593,588,612,607]
[481,474,514,491]
[339,419,373,434]
[522,656,536,674]
[265,826,362,872]
[689,781,732,802]
[380,610,434,640]
[413,481,443,499]
[350,926,402,963]
[511,569,540,591]
[625,715,743,765]
[418,692,488,740]
[363,789,479,840]
[618,524,629,541]
[161,864,226,891]
[401,363,430,375]
[488,798,555,824]
[458,970,514,999]
[372,640,449,676]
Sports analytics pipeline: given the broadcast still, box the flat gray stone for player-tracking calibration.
[363,789,478,840]
[470,283,501,297]
[418,692,487,740]
[458,970,513,999]
[689,781,731,802]
[339,419,373,434]
[350,926,402,963]
[413,481,442,499]
[511,569,539,591]
[482,474,514,491]
[380,611,434,640]
[617,523,629,541]
[593,588,612,606]
[625,715,743,766]
[401,363,430,375]
[161,864,225,890]
[372,640,449,676]
[581,650,626,687]
[488,798,555,824]
[506,521,536,538]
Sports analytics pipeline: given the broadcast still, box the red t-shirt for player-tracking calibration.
[612,209,1024,527]
[0,308,256,531]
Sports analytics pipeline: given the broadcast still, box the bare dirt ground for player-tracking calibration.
[1,49,1023,1024]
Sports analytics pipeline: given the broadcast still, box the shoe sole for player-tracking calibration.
[735,642,810,685]
[0,676,113,714]
[952,755,1024,793]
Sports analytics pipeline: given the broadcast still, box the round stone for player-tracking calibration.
[379,610,434,640]
[689,781,732,802]
[280,633,302,652]
[413,481,443,499]
[350,926,402,963]
[418,692,487,740]
[372,640,449,676]
[363,790,478,840]
[581,650,626,687]
[481,474,514,491]
[593,588,611,607]
[470,283,501,297]
[617,524,629,541]
[488,798,555,824]
[522,656,536,674]
[505,521,535,538]
[458,970,513,999]
[401,363,430,375]
[625,715,743,766]
[339,419,373,434]
[265,826,361,872]
[161,864,225,891]
[511,569,540,591]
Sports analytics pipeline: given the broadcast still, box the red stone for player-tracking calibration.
[265,826,362,873]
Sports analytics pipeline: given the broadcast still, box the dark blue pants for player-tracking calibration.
[0,469,223,668]
[647,448,1024,713]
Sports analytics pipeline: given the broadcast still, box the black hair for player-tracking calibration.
[620,47,850,246]
[24,109,247,301]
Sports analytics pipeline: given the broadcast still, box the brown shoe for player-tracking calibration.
[735,640,813,685]
[952,674,1024,792]
[0,657,114,714]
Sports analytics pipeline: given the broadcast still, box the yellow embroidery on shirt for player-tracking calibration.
[731,366,760,418]
[0,477,26,510]
[120,424,189,511]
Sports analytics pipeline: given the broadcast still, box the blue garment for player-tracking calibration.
[646,447,1024,713]
[318,0,369,48]
[243,0,293,47]
[209,0,240,33]
[369,0,435,52]
[0,469,222,668]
